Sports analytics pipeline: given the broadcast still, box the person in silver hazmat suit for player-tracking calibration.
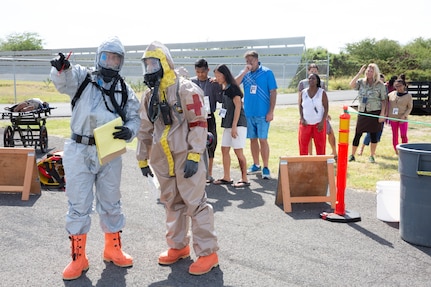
[50,36,141,281]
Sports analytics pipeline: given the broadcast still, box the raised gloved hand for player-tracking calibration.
[113,126,132,140]
[184,153,200,178]
[50,52,70,72]
[138,160,154,177]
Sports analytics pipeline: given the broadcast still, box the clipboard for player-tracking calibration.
[94,117,127,165]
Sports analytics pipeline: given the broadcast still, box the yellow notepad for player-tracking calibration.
[94,117,127,165]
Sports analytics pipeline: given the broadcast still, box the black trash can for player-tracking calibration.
[397,143,431,247]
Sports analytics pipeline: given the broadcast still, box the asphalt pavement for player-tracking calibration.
[1,92,431,286]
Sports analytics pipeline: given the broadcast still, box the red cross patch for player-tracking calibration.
[186,94,203,116]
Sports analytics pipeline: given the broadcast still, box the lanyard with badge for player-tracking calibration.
[249,72,257,95]
[392,96,400,115]
[198,79,211,114]
[219,85,230,118]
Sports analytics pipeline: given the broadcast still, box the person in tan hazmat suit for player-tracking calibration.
[136,41,219,275]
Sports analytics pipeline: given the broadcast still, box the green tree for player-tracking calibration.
[404,37,431,69]
[329,52,358,77]
[329,37,431,81]
[0,32,43,51]
[401,37,431,80]
[344,38,402,74]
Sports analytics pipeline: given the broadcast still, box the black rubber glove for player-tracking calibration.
[50,52,70,71]
[113,126,132,140]
[141,166,154,177]
[184,160,198,178]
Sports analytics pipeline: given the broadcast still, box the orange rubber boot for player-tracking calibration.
[63,234,89,281]
[189,253,219,275]
[158,246,190,265]
[103,231,133,267]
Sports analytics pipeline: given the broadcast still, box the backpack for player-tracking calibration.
[37,151,66,188]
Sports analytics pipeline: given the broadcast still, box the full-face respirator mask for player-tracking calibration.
[143,57,172,125]
[98,51,124,83]
[143,57,164,88]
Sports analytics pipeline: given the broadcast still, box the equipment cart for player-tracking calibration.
[1,107,55,153]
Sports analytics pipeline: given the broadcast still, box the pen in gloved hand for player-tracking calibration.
[58,51,72,75]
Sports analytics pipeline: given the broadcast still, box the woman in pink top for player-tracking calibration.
[387,74,413,155]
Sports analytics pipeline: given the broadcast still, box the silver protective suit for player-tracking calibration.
[136,41,219,256]
[50,36,141,235]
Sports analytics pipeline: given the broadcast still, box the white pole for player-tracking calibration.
[13,59,17,104]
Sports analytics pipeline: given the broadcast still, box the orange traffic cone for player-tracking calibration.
[103,231,133,267]
[63,234,89,280]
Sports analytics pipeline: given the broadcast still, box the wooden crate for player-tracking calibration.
[275,155,336,213]
[0,148,41,200]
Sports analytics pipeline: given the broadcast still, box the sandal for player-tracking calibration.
[206,176,214,183]
[233,181,251,188]
[213,179,233,185]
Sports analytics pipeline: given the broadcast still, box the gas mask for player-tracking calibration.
[98,51,123,83]
[142,57,172,125]
[143,57,164,88]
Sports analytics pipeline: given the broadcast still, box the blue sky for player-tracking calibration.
[2,0,430,53]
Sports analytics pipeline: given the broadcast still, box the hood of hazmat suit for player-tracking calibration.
[141,41,176,92]
[96,36,125,82]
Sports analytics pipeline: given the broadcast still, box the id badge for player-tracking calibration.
[204,96,211,114]
[362,97,368,104]
[219,108,227,118]
[250,85,257,94]
[392,107,399,115]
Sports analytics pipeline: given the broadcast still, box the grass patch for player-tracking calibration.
[0,79,69,104]
[328,76,352,90]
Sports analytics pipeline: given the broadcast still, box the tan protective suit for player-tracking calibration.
[136,42,218,256]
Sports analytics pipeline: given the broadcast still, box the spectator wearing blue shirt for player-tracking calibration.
[236,51,277,179]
